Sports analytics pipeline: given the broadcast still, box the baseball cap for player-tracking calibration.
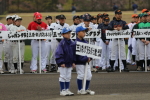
[33,12,39,16]
[79,15,84,19]
[115,10,122,14]
[142,9,149,13]
[91,16,97,20]
[6,15,12,20]
[76,26,88,34]
[56,15,60,19]
[141,13,148,17]
[97,13,103,18]
[61,27,71,34]
[132,14,139,18]
[103,17,110,22]
[45,15,52,20]
[73,15,80,20]
[102,13,109,17]
[83,14,91,21]
[12,14,19,20]
[35,13,42,19]
[59,14,66,19]
[14,17,22,21]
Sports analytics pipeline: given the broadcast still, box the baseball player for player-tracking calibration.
[29,13,48,73]
[97,13,103,24]
[0,23,7,74]
[50,14,70,72]
[99,17,110,70]
[107,10,129,72]
[133,13,150,71]
[126,14,139,65]
[4,15,13,72]
[10,17,26,74]
[45,16,53,71]
[55,27,75,96]
[70,15,80,32]
[91,16,98,29]
[75,26,95,95]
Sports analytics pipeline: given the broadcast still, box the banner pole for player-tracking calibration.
[18,40,22,74]
[83,63,88,91]
[118,38,121,73]
[39,39,41,74]
[145,37,147,72]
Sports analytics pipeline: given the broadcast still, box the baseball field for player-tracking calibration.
[0,11,136,61]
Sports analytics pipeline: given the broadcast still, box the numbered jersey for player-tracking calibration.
[49,22,59,30]
[54,23,70,30]
[5,24,13,31]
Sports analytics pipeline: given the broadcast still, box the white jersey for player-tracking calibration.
[10,25,26,31]
[128,22,136,31]
[78,22,84,26]
[82,23,96,29]
[69,24,81,32]
[92,23,98,29]
[49,22,59,29]
[5,24,13,31]
[47,24,52,30]
[54,23,70,30]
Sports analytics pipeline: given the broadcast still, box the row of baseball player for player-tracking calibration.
[0,9,150,74]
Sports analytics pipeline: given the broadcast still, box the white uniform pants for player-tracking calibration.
[138,40,150,60]
[76,65,92,80]
[127,37,137,63]
[45,40,51,65]
[101,41,110,69]
[3,40,14,70]
[111,39,126,60]
[12,41,25,63]
[50,39,59,65]
[0,43,3,70]
[59,67,72,82]
[30,40,46,70]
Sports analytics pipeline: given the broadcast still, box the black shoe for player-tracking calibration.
[123,68,129,72]
[50,67,55,72]
[46,65,49,71]
[107,68,114,72]
[115,66,119,71]
[98,67,102,70]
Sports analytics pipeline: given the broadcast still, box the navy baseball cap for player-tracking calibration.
[73,15,80,20]
[61,27,71,34]
[59,14,66,19]
[115,10,122,14]
[79,15,84,19]
[76,26,88,34]
[45,15,52,20]
[83,14,91,21]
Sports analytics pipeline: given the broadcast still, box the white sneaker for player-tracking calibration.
[14,69,18,74]
[21,69,24,73]
[11,69,15,74]
[86,89,95,95]
[0,70,4,74]
[31,70,37,73]
[9,69,12,73]
[66,89,74,96]
[42,69,47,73]
[57,68,60,73]
[77,89,87,95]
[60,90,69,96]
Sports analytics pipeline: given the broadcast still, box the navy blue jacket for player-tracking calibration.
[132,4,138,10]
[108,19,129,30]
[98,23,110,43]
[55,38,76,67]
[75,37,89,65]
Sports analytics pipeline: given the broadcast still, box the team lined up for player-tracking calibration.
[0,9,150,74]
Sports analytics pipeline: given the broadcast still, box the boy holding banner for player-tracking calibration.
[75,26,95,95]
[55,28,76,96]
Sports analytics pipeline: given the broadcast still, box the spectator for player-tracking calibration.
[113,3,118,11]
[132,2,138,13]
[71,3,76,17]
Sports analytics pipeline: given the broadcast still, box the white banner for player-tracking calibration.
[76,41,102,59]
[133,29,150,38]
[0,29,101,40]
[106,29,131,39]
